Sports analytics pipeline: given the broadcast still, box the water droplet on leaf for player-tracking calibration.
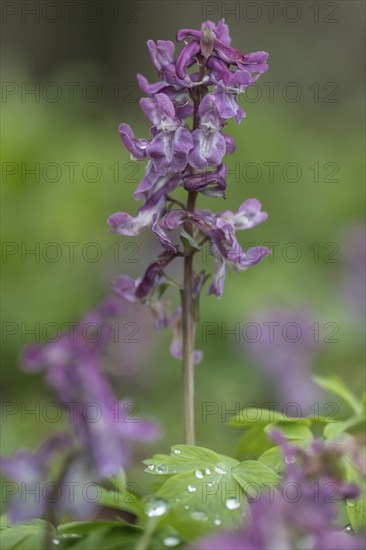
[145,497,170,517]
[163,535,181,547]
[225,498,241,510]
[214,462,229,474]
[195,469,204,479]
[187,484,197,493]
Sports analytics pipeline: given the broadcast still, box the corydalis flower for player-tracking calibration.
[0,434,71,523]
[153,199,269,298]
[176,20,268,82]
[188,94,235,169]
[22,297,160,478]
[243,307,322,409]
[111,20,269,363]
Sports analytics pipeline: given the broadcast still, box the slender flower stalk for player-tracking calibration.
[109,19,270,444]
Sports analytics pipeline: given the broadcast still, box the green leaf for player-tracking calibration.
[155,469,246,532]
[342,456,366,532]
[57,522,142,549]
[258,447,285,475]
[232,460,280,497]
[99,487,144,519]
[323,417,366,440]
[362,392,366,415]
[313,375,362,414]
[0,519,55,550]
[144,444,227,475]
[235,427,273,459]
[143,446,249,532]
[180,229,201,251]
[264,423,314,447]
[227,407,312,428]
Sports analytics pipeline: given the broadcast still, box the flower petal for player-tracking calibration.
[118,123,148,160]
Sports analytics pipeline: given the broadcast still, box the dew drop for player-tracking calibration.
[214,462,228,474]
[284,455,296,464]
[187,484,197,493]
[145,497,170,517]
[163,535,181,547]
[156,463,168,474]
[52,541,60,546]
[214,519,222,526]
[195,469,204,479]
[347,499,356,508]
[205,468,211,475]
[148,464,154,470]
[225,498,241,510]
[173,448,181,454]
[191,510,208,522]
[184,505,189,510]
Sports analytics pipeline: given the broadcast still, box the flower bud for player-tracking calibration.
[200,25,215,59]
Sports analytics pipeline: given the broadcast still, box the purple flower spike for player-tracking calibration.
[21,298,161,479]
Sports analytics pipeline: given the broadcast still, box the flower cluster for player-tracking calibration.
[109,19,270,361]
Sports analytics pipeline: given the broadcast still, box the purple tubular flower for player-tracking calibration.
[183,164,227,197]
[147,39,176,72]
[176,19,268,82]
[220,198,268,229]
[0,434,71,522]
[119,123,149,160]
[175,40,201,80]
[108,173,181,236]
[188,94,228,169]
[176,19,231,45]
[114,250,178,303]
[153,202,269,297]
[140,93,193,175]
[208,54,265,121]
[208,256,226,298]
[134,162,159,201]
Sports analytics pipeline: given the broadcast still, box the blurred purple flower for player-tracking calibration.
[243,308,322,410]
[22,297,161,478]
[1,434,71,522]
[196,437,363,550]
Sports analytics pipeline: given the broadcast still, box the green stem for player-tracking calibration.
[134,519,157,550]
[181,245,196,445]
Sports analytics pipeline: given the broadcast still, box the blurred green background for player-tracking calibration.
[1,0,365,497]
